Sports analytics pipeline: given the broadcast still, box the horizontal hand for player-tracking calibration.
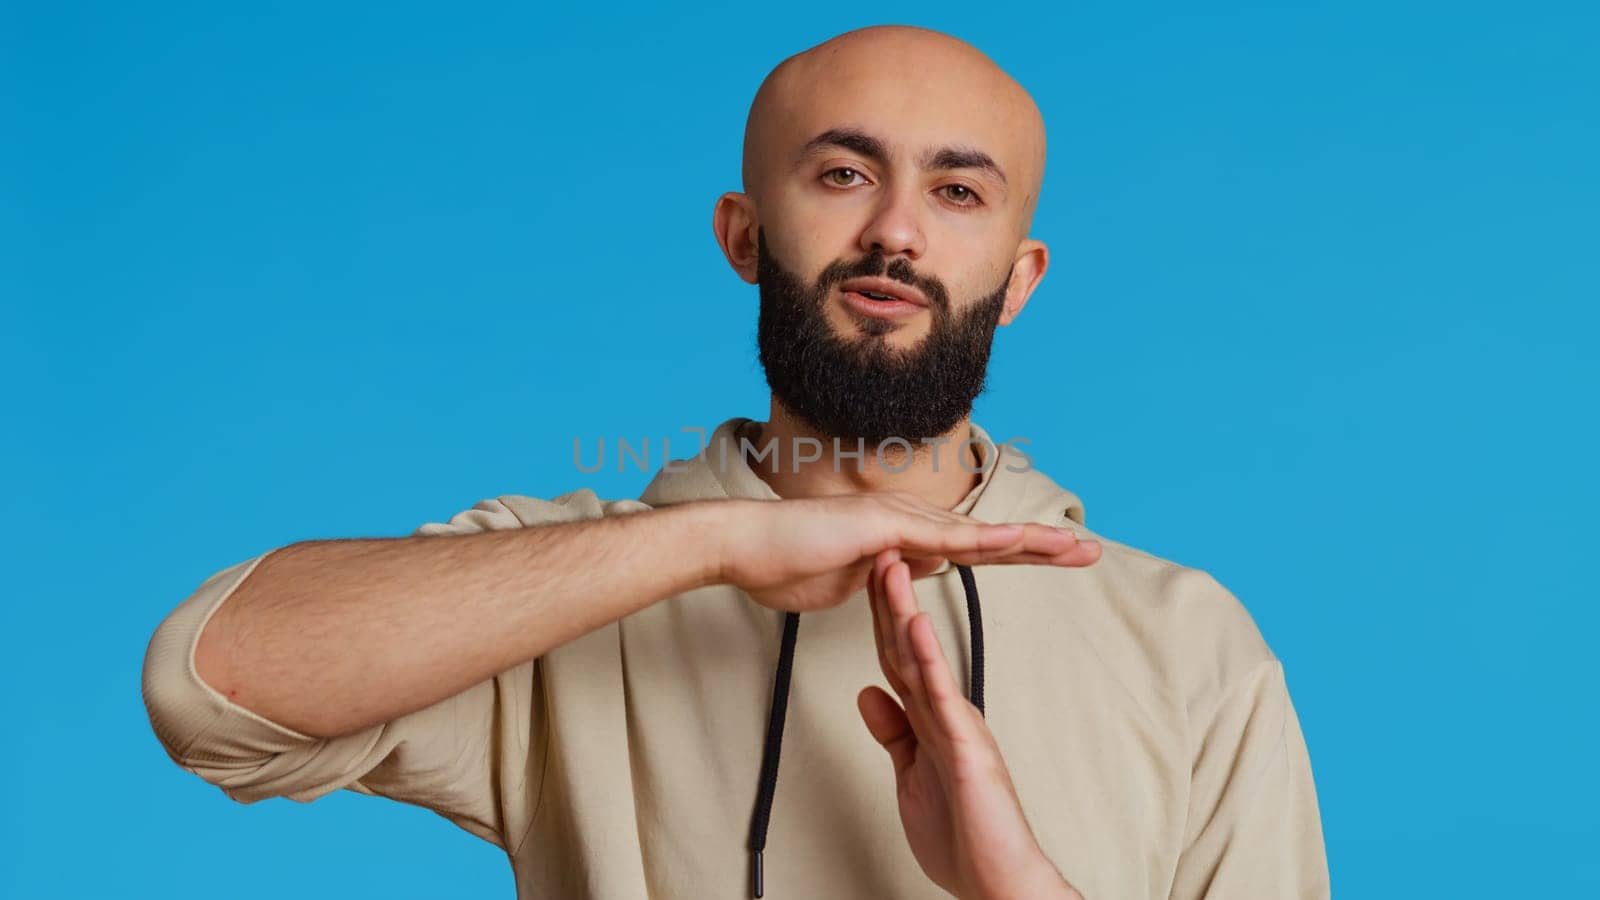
[716,491,1100,613]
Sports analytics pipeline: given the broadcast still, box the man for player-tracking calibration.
[142,24,1329,900]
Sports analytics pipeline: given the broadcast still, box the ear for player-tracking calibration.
[712,192,760,284]
[998,238,1048,326]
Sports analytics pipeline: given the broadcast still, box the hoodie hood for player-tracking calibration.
[637,417,1089,897]
[640,417,1088,536]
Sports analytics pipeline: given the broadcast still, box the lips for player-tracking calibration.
[837,283,927,322]
[838,277,928,308]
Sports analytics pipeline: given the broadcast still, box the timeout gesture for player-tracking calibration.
[718,491,1101,613]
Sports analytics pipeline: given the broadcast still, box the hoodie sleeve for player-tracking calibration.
[140,491,617,852]
[1167,658,1330,899]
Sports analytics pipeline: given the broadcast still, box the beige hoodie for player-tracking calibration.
[142,416,1329,899]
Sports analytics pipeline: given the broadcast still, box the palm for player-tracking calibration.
[746,557,872,612]
[858,549,1082,900]
[895,738,960,889]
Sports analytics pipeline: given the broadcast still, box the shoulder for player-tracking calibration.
[412,489,654,537]
[1007,464,1276,713]
[1093,541,1280,737]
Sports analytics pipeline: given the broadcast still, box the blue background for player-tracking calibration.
[4,2,1595,897]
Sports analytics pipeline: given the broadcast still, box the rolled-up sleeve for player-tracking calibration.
[1168,659,1330,899]
[138,493,604,851]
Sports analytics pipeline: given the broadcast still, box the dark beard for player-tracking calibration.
[755,226,1011,447]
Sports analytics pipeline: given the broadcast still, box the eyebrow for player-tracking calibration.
[796,126,1009,191]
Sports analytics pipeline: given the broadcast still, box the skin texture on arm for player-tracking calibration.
[193,493,1098,740]
[193,501,723,739]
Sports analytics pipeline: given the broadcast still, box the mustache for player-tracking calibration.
[812,251,951,315]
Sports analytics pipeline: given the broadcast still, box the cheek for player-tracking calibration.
[931,254,1013,305]
[940,211,998,244]
[762,219,864,282]
[768,183,879,254]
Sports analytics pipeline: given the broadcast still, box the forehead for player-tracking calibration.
[774,56,1033,178]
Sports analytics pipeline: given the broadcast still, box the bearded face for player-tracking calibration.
[755,227,1011,447]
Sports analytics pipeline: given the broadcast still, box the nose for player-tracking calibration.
[858,183,927,261]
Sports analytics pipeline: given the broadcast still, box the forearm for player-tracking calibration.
[194,501,727,739]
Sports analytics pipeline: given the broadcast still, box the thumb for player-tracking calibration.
[857,685,916,774]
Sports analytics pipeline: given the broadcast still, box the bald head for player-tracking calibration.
[712,25,1054,362]
[742,25,1047,233]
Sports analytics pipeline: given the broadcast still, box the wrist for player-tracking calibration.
[670,498,746,590]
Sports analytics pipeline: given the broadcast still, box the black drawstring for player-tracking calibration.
[747,609,800,898]
[747,564,985,898]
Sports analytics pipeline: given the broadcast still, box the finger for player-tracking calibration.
[874,546,901,580]
[884,560,942,742]
[895,519,1082,563]
[890,518,1026,559]
[944,546,1101,568]
[868,551,909,695]
[905,551,1062,570]
[857,685,916,775]
[876,551,913,693]
[991,523,1075,557]
[899,547,1090,576]
[908,611,974,743]
[883,558,917,680]
[943,527,1101,568]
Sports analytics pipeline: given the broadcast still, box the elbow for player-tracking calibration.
[141,600,219,769]
[140,554,303,774]
[141,605,326,803]
[140,552,367,806]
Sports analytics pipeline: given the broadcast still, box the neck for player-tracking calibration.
[746,399,985,510]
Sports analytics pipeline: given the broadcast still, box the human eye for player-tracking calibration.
[822,167,869,188]
[939,183,984,208]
